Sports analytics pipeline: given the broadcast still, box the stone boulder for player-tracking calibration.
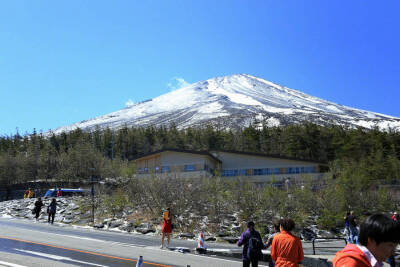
[217,231,229,237]
[221,236,239,244]
[205,236,216,242]
[179,233,195,239]
[109,220,123,229]
[93,223,105,229]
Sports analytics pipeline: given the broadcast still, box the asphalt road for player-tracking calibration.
[0,217,251,267]
[0,217,346,266]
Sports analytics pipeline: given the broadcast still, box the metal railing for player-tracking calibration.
[311,237,347,255]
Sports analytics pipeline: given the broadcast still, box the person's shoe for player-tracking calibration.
[160,245,163,249]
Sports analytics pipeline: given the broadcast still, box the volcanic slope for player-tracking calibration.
[51,74,400,134]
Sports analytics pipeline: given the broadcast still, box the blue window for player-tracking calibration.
[303,166,314,173]
[161,166,170,173]
[239,169,247,176]
[295,167,300,174]
[222,170,235,176]
[185,165,195,172]
[254,169,263,175]
[273,168,281,174]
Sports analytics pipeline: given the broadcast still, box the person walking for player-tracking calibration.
[344,211,350,242]
[33,197,43,221]
[237,221,266,267]
[271,218,304,267]
[391,211,399,221]
[346,211,358,244]
[160,208,172,248]
[333,213,400,267]
[47,198,57,224]
[265,222,280,267]
[24,188,30,199]
[56,188,62,197]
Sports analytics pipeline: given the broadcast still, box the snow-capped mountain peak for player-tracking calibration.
[50,74,400,134]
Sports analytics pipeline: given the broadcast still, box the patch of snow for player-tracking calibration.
[48,73,400,134]
[265,117,281,127]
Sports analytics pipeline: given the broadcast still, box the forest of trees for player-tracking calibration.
[0,122,399,228]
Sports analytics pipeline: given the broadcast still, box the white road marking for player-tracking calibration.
[14,249,108,267]
[0,261,27,267]
[48,232,106,243]
[2,219,266,265]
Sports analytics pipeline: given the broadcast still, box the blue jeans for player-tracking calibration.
[387,255,395,267]
[349,226,358,244]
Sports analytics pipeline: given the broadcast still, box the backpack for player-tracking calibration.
[247,234,263,260]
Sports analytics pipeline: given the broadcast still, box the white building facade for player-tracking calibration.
[134,149,329,182]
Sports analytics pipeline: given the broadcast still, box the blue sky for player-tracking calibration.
[1,1,399,135]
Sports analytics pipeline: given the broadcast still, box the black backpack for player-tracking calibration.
[247,234,263,260]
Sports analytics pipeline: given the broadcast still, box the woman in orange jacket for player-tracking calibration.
[271,218,304,267]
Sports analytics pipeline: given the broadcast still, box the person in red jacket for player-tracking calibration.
[271,218,304,267]
[160,208,172,249]
[333,213,400,267]
[56,188,62,197]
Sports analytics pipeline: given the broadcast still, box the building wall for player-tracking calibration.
[212,151,317,169]
[161,151,219,170]
[135,151,219,175]
[135,154,161,170]
[135,150,328,182]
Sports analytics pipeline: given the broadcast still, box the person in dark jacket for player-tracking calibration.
[34,197,43,221]
[237,221,266,267]
[265,222,280,267]
[47,198,57,224]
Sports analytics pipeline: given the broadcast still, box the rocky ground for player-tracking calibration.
[0,196,341,242]
[1,196,399,265]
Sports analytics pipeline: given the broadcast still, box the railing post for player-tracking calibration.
[312,239,315,255]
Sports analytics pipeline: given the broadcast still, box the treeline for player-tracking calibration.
[0,123,399,186]
[1,122,400,228]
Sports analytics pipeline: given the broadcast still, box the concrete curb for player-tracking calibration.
[191,247,335,267]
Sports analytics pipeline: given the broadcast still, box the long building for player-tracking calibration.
[134,149,329,182]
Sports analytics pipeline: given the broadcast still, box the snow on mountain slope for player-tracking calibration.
[50,74,400,134]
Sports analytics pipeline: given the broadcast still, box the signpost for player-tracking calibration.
[89,168,95,224]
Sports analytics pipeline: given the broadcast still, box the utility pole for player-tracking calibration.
[89,168,95,224]
[111,132,114,160]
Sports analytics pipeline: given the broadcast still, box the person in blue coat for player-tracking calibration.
[47,198,57,224]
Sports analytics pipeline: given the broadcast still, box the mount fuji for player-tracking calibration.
[51,74,400,134]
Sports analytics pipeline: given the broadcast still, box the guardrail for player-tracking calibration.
[312,237,347,255]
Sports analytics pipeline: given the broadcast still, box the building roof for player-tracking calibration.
[133,148,222,163]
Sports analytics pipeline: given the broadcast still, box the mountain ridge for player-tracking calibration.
[50,74,400,134]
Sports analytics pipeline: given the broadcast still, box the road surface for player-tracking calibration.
[0,217,346,266]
